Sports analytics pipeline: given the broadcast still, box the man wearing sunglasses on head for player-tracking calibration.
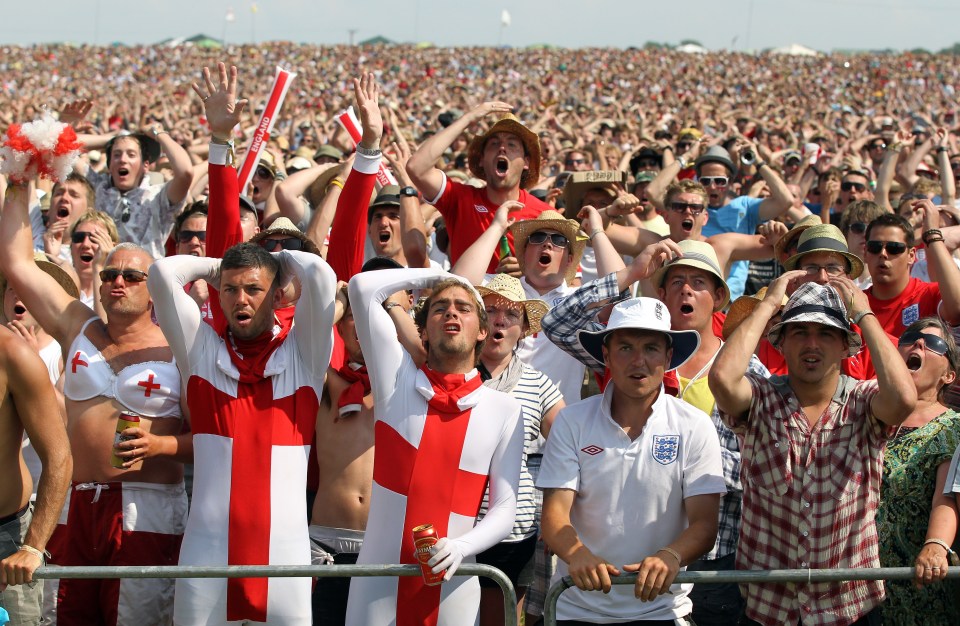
[0,181,188,625]
[864,205,960,338]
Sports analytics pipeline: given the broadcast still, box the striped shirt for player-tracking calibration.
[720,374,889,626]
[477,362,563,541]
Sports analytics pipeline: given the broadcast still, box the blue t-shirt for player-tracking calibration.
[702,196,763,302]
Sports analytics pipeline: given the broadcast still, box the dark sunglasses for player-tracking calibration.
[866,240,907,255]
[669,201,705,216]
[841,181,867,192]
[898,331,949,356]
[71,231,94,244]
[849,222,868,234]
[869,142,886,150]
[564,158,585,166]
[254,166,274,179]
[699,176,729,187]
[527,232,569,248]
[99,268,149,283]
[177,230,207,243]
[259,237,305,252]
[676,141,693,151]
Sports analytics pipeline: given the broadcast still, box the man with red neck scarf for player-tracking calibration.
[147,241,338,625]
[346,268,523,626]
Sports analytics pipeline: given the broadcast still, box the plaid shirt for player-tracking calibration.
[541,273,768,560]
[721,374,889,626]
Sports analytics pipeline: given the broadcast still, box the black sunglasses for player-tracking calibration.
[849,222,868,234]
[527,232,569,248]
[177,230,207,243]
[71,231,94,244]
[866,240,907,255]
[669,201,705,216]
[254,166,274,179]
[259,237,305,252]
[564,158,585,166]
[99,269,149,283]
[898,330,949,356]
[841,181,867,192]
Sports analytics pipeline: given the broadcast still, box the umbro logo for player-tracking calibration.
[581,445,603,456]
[474,204,489,213]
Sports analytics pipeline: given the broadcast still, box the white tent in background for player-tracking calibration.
[771,43,820,56]
[676,43,708,54]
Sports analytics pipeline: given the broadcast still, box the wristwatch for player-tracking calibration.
[399,186,418,197]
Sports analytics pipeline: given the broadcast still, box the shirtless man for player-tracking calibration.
[0,310,72,624]
[0,182,187,626]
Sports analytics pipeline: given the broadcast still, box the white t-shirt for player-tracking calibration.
[537,384,726,622]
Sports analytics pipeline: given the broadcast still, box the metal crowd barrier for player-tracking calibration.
[543,567,960,625]
[35,563,518,626]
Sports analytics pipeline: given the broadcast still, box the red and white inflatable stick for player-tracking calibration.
[336,107,397,188]
[237,66,297,192]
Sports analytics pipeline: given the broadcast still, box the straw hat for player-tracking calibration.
[783,224,864,279]
[467,114,541,189]
[649,239,730,311]
[577,297,701,371]
[508,210,587,284]
[721,286,788,340]
[476,273,549,337]
[0,252,80,308]
[774,214,821,261]
[249,216,322,256]
[306,166,345,209]
[561,170,626,219]
[767,282,862,357]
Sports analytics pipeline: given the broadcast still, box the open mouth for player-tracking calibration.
[118,167,129,177]
[79,254,94,263]
[681,219,694,232]
[495,157,509,175]
[538,252,552,266]
[253,184,261,196]
[906,354,923,371]
[379,232,390,243]
[13,304,26,316]
[235,312,252,324]
[443,323,461,333]
[679,304,694,314]
[492,330,505,341]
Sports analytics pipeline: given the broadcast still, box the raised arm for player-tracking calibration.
[386,139,430,268]
[147,255,219,368]
[153,126,194,206]
[348,267,446,401]
[751,151,795,222]
[0,184,93,348]
[278,250,337,377]
[450,200,523,284]
[710,271,804,421]
[916,199,960,325]
[827,275,917,426]
[406,101,513,200]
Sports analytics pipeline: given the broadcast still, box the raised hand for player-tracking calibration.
[353,72,383,150]
[192,62,248,141]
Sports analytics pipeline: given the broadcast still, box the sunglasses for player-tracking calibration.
[527,232,569,248]
[849,222,868,234]
[99,269,149,283]
[865,240,908,255]
[898,331,949,356]
[841,181,867,192]
[869,142,886,150]
[699,176,729,187]
[259,237,305,252]
[177,230,207,243]
[71,231,94,244]
[254,166,274,179]
[669,201,705,216]
[564,158,585,166]
[676,141,693,152]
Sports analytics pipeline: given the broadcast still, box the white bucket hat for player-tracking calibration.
[577,297,701,371]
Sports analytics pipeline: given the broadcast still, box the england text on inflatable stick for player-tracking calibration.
[237,66,297,192]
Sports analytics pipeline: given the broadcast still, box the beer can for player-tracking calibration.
[412,523,445,585]
[110,411,141,469]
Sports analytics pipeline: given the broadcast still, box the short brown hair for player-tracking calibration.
[664,179,707,208]
[414,279,488,363]
[70,210,120,243]
[839,200,885,235]
[51,172,95,208]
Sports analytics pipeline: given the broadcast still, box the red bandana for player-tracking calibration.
[336,363,370,417]
[419,365,483,413]
[225,320,291,383]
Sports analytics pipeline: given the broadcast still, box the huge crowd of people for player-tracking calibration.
[0,41,960,626]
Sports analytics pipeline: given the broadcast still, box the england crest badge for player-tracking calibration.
[652,435,680,465]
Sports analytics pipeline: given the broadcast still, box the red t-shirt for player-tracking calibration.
[866,277,941,338]
[433,178,551,273]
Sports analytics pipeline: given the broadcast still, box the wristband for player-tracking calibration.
[588,228,605,241]
[355,144,382,157]
[383,302,403,312]
[19,544,45,560]
[210,136,233,145]
[851,310,875,326]
[327,178,345,191]
[922,229,944,245]
[937,146,949,154]
[676,156,687,170]
[924,538,960,565]
[887,143,903,153]
[658,547,682,566]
